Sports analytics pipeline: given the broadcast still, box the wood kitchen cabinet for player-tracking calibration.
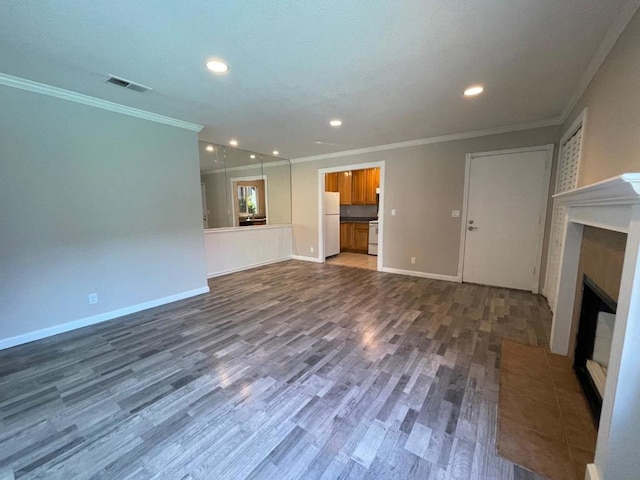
[340,222,368,254]
[353,223,369,252]
[340,222,352,251]
[351,169,367,205]
[338,171,352,205]
[365,168,380,205]
[325,172,339,192]
[333,168,379,205]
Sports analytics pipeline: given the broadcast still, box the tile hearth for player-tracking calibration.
[498,340,597,480]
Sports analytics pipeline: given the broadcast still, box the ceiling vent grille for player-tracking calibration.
[106,75,153,93]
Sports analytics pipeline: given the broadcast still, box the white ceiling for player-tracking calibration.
[198,142,283,173]
[0,1,632,159]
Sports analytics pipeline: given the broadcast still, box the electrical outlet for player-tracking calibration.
[391,209,396,216]
[411,257,416,264]
[310,246,314,253]
[88,293,98,305]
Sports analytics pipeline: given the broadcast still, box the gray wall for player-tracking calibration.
[292,126,560,280]
[565,8,640,186]
[0,85,208,343]
[561,7,640,479]
[202,171,228,228]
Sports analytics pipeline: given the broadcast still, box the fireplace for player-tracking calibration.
[550,173,640,480]
[574,275,617,423]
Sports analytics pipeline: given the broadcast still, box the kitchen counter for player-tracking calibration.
[340,216,377,223]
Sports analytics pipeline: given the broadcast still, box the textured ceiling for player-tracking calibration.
[0,1,632,159]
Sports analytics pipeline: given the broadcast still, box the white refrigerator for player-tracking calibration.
[324,192,340,257]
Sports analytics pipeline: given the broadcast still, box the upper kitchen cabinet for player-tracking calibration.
[338,171,352,205]
[351,169,367,205]
[365,168,380,205]
[325,172,339,192]
[327,167,379,205]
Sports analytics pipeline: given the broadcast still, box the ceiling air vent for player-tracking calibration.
[106,75,153,94]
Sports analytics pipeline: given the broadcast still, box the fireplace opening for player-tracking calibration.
[574,275,617,424]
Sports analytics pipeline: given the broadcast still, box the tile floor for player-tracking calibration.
[325,252,378,270]
[497,340,598,480]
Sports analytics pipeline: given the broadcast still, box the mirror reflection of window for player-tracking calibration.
[238,185,258,215]
[199,141,291,229]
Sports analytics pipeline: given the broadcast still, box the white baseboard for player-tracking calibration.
[291,255,323,263]
[206,256,292,278]
[381,267,461,283]
[0,286,210,351]
[585,463,600,480]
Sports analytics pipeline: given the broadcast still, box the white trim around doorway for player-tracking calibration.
[458,144,554,293]
[317,161,385,272]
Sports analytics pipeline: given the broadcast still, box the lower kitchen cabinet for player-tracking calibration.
[353,224,369,252]
[340,223,352,251]
[340,222,369,254]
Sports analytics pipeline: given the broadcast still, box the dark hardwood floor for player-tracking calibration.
[0,260,551,479]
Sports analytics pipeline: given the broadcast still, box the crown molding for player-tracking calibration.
[290,117,562,163]
[559,0,640,124]
[0,72,203,132]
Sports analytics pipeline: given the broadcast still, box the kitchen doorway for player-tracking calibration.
[459,145,553,292]
[318,161,385,271]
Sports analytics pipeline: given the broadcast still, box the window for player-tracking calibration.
[238,185,258,215]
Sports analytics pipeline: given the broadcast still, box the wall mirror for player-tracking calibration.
[199,142,291,229]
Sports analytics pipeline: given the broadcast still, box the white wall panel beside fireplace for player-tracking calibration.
[553,174,640,480]
[203,225,292,278]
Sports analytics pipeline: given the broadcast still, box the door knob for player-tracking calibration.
[468,220,474,224]
[468,226,478,231]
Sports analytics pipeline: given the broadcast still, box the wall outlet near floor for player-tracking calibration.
[391,209,396,216]
[88,293,98,305]
[411,257,416,264]
[310,246,314,253]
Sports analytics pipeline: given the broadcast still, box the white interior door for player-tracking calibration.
[462,147,551,292]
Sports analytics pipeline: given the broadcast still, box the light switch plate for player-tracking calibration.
[452,210,461,218]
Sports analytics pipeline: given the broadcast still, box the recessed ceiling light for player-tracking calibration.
[206,60,229,74]
[273,150,279,156]
[229,139,238,147]
[329,119,343,127]
[250,154,256,159]
[464,85,484,97]
[206,145,214,152]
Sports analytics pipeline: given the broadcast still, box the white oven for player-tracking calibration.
[368,220,378,255]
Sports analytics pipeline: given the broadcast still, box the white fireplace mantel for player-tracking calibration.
[551,173,640,480]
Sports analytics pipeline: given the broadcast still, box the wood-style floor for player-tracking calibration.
[0,260,552,480]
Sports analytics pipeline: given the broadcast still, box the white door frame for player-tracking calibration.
[317,161,385,271]
[229,174,269,227]
[457,144,554,293]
